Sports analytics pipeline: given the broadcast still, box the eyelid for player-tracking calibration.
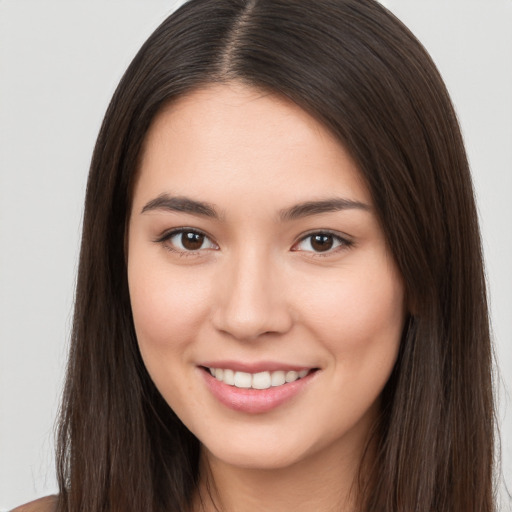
[291,230,354,254]
[154,227,219,253]
[153,227,353,256]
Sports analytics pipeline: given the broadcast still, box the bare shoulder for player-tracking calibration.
[10,495,58,512]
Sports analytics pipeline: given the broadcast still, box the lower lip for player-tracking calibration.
[200,368,317,414]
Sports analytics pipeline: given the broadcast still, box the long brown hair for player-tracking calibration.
[56,0,495,510]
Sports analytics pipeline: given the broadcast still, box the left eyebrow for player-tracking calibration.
[140,193,219,218]
[279,198,371,222]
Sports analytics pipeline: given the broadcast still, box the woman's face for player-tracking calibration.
[127,83,405,471]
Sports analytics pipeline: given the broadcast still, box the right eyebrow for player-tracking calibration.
[279,197,371,222]
[140,193,220,219]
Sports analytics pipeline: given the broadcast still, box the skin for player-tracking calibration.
[127,83,406,512]
[11,496,57,512]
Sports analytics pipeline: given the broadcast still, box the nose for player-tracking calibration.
[211,249,293,341]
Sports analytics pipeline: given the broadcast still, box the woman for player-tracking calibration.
[14,0,495,510]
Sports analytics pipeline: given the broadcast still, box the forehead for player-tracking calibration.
[134,82,371,210]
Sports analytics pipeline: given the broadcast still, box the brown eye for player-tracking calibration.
[163,229,217,252]
[181,232,205,250]
[293,232,352,254]
[310,234,334,252]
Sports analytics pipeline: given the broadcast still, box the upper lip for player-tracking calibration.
[199,360,317,373]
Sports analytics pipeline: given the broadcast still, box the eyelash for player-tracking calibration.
[292,230,354,256]
[155,228,218,256]
[155,228,354,256]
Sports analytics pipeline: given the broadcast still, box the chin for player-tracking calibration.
[206,444,309,471]
[199,424,347,474]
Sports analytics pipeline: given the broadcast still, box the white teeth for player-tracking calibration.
[271,370,286,387]
[252,371,272,390]
[223,368,235,385]
[285,370,299,383]
[234,371,252,388]
[207,367,311,389]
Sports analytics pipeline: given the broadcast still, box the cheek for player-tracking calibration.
[127,252,212,358]
[294,255,405,367]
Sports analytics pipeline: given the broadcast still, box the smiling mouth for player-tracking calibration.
[203,367,318,390]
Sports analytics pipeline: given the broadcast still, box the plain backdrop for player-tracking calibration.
[0,1,511,510]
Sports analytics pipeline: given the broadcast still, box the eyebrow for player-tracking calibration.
[141,194,219,218]
[140,193,370,221]
[279,198,371,221]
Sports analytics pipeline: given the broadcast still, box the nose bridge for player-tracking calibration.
[213,245,291,340]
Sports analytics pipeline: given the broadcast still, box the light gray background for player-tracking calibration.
[0,1,510,510]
